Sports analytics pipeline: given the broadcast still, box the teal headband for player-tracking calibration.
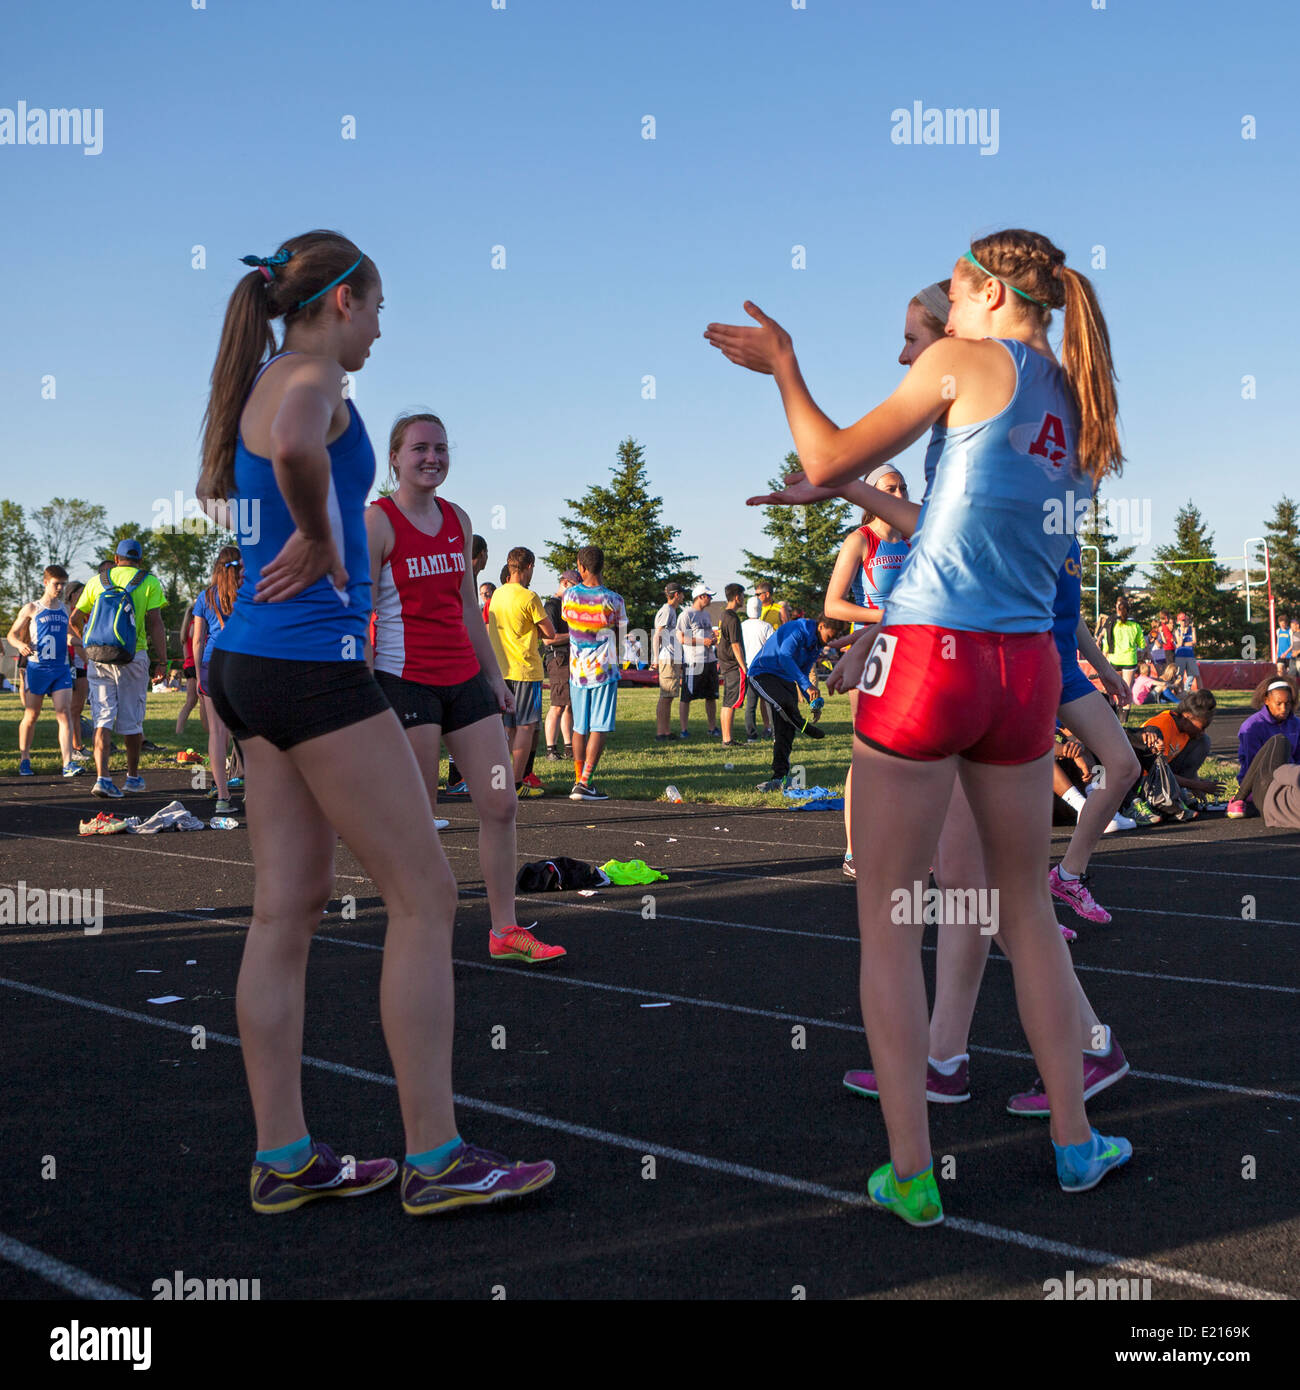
[295,254,365,311]
[963,249,1050,309]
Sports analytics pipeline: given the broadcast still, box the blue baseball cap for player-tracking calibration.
[115,537,142,560]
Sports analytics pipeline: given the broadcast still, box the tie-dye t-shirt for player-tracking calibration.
[561,583,627,686]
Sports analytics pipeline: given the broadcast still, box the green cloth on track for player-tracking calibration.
[599,859,669,885]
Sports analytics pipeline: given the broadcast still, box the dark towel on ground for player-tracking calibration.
[516,857,607,892]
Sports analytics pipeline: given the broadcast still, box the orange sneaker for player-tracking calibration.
[489,924,567,964]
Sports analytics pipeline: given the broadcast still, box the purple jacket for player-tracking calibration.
[1237,706,1300,780]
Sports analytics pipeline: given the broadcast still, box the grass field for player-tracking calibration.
[0,685,1250,804]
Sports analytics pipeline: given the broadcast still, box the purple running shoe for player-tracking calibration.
[1006,1040,1130,1117]
[249,1141,398,1214]
[401,1142,555,1216]
[843,1057,970,1104]
[1049,865,1112,924]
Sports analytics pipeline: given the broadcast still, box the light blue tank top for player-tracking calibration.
[29,603,69,667]
[848,527,910,630]
[215,353,375,662]
[884,338,1086,634]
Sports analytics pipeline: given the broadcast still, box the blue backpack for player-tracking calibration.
[84,567,149,666]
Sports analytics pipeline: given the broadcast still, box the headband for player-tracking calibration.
[963,249,1050,309]
[913,282,951,326]
[295,254,365,311]
[865,464,905,488]
[1266,680,1293,694]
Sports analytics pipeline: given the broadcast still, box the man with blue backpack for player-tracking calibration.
[70,537,168,798]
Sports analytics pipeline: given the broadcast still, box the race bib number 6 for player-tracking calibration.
[858,632,898,698]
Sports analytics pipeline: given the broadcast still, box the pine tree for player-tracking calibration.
[1077,494,1138,624]
[1145,501,1235,655]
[542,437,699,634]
[740,452,852,618]
[1262,495,1300,618]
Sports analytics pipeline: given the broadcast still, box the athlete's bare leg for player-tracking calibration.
[443,716,521,933]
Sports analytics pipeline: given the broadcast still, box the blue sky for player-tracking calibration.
[2,0,1296,597]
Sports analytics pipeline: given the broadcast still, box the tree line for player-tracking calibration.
[3,461,1298,662]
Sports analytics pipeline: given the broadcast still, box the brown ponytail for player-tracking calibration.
[199,230,378,502]
[207,543,242,618]
[959,229,1123,484]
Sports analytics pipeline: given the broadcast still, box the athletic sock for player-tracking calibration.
[406,1136,463,1174]
[524,743,537,778]
[582,759,596,783]
[1062,786,1087,814]
[1084,1025,1112,1056]
[573,758,584,784]
[928,1053,968,1075]
[894,1162,933,1185]
[1056,865,1080,882]
[257,1134,313,1171]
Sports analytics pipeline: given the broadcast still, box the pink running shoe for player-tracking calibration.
[1006,1040,1130,1117]
[844,1058,970,1104]
[1049,865,1112,924]
[1226,798,1247,818]
[1059,921,1077,942]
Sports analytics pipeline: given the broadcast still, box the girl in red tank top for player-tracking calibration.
[365,413,565,965]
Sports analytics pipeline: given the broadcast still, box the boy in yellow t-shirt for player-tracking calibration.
[487,546,560,788]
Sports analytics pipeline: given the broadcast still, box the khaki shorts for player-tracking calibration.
[657,655,682,697]
[88,651,151,735]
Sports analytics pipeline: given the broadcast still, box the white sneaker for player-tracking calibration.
[1103,811,1136,833]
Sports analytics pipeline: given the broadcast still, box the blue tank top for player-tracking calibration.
[848,527,910,629]
[215,354,375,662]
[29,603,69,667]
[884,339,1086,633]
[1052,539,1083,665]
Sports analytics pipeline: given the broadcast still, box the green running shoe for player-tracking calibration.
[867,1160,943,1227]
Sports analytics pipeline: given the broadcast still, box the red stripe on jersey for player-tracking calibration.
[372,496,480,686]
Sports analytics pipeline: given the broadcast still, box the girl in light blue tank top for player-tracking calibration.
[707,229,1130,1219]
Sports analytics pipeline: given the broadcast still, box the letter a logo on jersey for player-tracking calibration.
[1009,411,1074,480]
[1029,413,1068,464]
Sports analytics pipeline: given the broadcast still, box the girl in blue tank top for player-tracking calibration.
[708,228,1130,1223]
[195,229,553,1218]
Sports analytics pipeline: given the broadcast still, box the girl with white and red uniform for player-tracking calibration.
[366,413,565,965]
[708,228,1132,1225]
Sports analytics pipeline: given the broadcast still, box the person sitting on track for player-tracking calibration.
[199,229,554,1218]
[368,411,565,964]
[1228,675,1300,819]
[1141,689,1221,804]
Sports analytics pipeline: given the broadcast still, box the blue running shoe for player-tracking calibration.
[62,762,83,779]
[1054,1128,1132,1193]
[124,774,146,793]
[92,777,124,799]
[18,758,33,777]
[443,780,469,798]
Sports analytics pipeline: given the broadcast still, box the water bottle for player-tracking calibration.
[665,785,683,803]
[209,816,239,830]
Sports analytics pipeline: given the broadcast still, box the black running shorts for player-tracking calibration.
[373,667,501,734]
[209,650,391,752]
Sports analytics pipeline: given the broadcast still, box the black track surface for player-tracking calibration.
[2,709,1296,1302]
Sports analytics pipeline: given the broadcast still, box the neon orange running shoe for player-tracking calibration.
[489,924,567,964]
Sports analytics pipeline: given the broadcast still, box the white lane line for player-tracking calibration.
[7,828,1297,925]
[0,1230,137,1301]
[0,975,1282,1302]
[1096,861,1300,883]
[6,881,1296,1005]
[312,936,1300,1106]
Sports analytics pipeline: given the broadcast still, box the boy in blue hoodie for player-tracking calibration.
[747,614,849,790]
